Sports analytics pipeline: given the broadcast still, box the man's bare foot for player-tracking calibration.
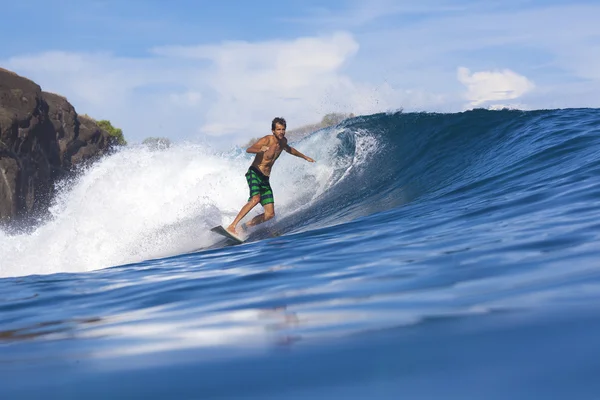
[226,225,238,236]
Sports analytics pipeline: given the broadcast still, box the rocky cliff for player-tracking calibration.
[0,68,119,226]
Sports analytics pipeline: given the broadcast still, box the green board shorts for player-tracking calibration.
[245,166,274,206]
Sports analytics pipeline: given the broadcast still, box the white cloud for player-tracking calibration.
[168,91,202,107]
[5,32,400,146]
[339,2,600,112]
[156,32,361,136]
[457,67,535,108]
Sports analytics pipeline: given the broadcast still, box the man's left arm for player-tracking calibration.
[285,145,315,162]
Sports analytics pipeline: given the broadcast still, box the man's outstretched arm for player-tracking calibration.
[285,145,315,162]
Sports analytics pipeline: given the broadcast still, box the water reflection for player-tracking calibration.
[0,317,102,342]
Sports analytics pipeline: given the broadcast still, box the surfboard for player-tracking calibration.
[210,225,245,244]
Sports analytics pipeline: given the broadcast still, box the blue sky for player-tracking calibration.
[2,0,600,147]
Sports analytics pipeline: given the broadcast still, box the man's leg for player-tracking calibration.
[246,203,275,228]
[227,195,260,234]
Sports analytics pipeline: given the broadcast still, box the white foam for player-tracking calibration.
[0,126,378,278]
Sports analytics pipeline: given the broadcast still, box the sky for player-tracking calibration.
[2,0,600,147]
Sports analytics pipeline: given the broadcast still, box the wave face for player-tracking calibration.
[256,108,600,237]
[1,108,600,277]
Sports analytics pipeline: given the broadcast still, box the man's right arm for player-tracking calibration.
[246,136,270,154]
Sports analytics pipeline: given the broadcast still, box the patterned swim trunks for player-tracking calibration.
[245,166,274,205]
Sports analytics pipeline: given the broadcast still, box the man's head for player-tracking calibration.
[271,117,286,140]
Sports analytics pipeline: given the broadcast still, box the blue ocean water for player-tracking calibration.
[1,108,600,399]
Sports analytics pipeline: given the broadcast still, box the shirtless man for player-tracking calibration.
[227,117,315,236]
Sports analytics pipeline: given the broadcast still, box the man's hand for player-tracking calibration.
[260,146,270,152]
[305,156,315,163]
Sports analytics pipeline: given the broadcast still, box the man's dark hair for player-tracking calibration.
[271,117,287,130]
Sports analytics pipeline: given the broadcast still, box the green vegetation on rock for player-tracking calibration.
[97,120,127,146]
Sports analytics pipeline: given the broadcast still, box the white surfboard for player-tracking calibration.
[210,225,245,244]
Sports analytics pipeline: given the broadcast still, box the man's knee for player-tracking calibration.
[249,195,260,205]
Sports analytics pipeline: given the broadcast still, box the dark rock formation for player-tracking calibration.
[0,68,119,226]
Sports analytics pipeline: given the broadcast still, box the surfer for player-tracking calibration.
[226,117,315,236]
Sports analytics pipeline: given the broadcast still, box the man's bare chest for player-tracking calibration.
[265,139,284,160]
